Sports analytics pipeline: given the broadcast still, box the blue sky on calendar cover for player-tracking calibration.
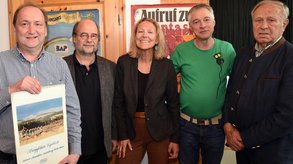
[45,9,101,57]
[16,98,62,121]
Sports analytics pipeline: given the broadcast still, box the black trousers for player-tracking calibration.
[77,149,108,164]
[0,151,16,164]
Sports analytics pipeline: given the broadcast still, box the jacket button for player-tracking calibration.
[236,90,240,95]
[230,107,235,111]
[146,118,150,121]
[244,74,247,79]
[249,58,253,63]
[252,145,260,149]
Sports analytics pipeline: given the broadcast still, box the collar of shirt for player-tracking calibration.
[73,52,97,68]
[254,36,282,57]
[16,46,46,63]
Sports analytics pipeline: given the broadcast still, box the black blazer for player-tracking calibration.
[113,54,179,143]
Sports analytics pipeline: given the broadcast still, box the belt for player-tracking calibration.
[180,112,221,125]
[0,151,15,160]
[134,112,145,119]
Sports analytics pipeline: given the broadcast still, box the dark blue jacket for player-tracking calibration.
[223,38,293,162]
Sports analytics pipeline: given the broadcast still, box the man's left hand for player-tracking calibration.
[168,142,179,159]
[58,154,80,164]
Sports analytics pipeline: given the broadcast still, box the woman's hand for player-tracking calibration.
[117,139,133,158]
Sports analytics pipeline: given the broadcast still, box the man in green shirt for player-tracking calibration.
[170,4,235,164]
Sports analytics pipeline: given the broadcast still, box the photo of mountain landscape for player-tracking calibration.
[16,98,64,145]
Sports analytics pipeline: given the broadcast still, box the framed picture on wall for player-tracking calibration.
[131,3,194,57]
[42,2,104,57]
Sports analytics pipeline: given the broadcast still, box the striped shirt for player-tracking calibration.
[0,48,81,154]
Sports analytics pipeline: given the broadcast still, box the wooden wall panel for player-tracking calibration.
[26,0,97,5]
[161,0,208,4]
[8,0,25,46]
[118,0,126,59]
[104,0,125,62]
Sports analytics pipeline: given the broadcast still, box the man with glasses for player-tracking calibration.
[64,19,116,164]
[170,3,235,164]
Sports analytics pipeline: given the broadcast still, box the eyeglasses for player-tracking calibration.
[76,33,99,40]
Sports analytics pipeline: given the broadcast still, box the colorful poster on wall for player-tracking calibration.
[44,8,102,57]
[11,84,67,164]
[131,4,195,57]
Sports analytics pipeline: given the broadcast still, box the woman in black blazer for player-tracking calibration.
[113,18,179,164]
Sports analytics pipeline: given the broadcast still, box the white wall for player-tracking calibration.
[0,0,10,51]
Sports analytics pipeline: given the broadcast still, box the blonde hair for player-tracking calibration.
[128,18,167,60]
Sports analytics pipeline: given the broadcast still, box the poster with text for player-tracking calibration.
[44,8,102,57]
[131,4,195,57]
[11,84,68,164]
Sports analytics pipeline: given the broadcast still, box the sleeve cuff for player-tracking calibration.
[0,88,11,109]
[69,142,81,155]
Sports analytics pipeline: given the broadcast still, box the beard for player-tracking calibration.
[77,46,98,56]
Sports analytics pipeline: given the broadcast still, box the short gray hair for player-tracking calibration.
[187,4,215,24]
[251,0,289,20]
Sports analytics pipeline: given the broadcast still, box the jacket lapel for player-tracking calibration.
[96,57,107,113]
[67,55,76,85]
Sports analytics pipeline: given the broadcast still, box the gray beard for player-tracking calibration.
[79,49,98,56]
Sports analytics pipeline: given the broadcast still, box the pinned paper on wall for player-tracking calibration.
[131,3,195,57]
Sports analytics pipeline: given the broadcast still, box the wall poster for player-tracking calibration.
[131,3,195,57]
[42,3,104,57]
[11,84,67,164]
